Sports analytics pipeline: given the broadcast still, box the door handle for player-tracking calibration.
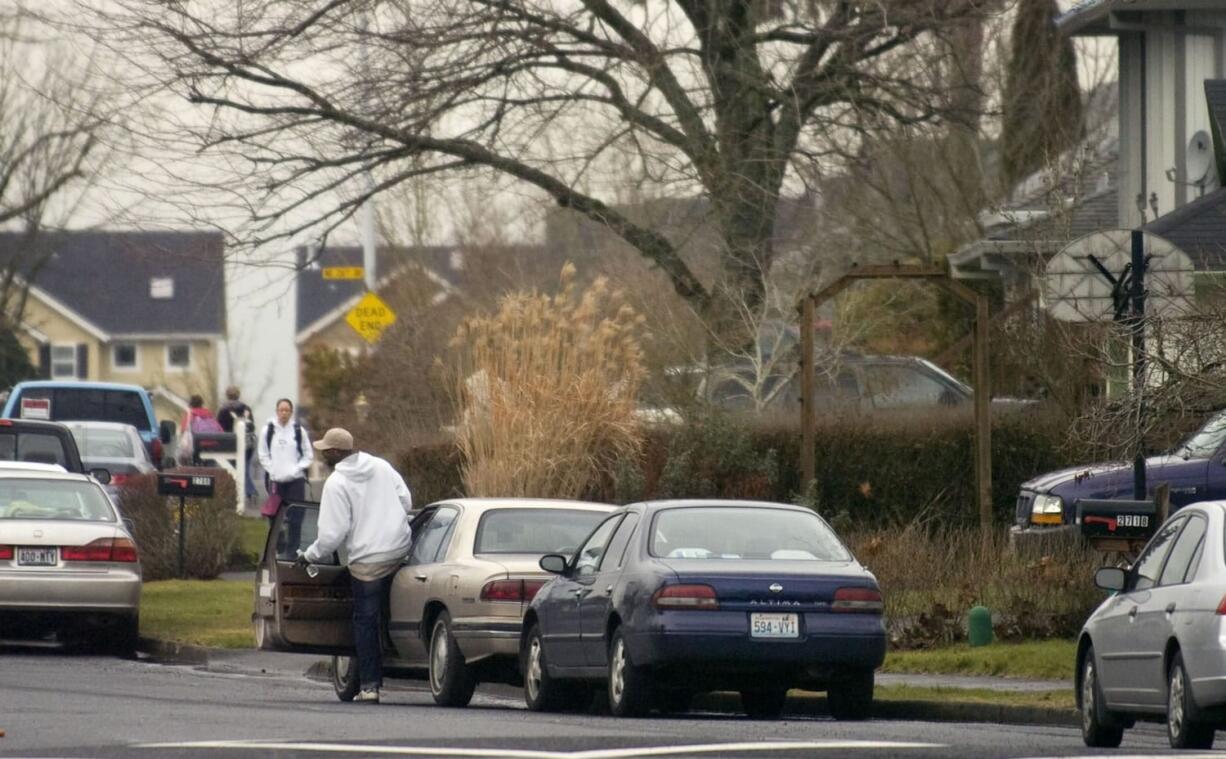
[1128,606,1138,619]
[1166,602,1177,614]
[414,574,428,583]
[604,585,613,595]
[574,588,590,599]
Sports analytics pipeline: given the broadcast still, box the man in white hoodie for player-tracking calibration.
[300,427,413,704]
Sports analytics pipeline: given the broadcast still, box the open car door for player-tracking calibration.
[253,500,354,654]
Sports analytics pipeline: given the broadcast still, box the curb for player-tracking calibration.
[135,639,1078,727]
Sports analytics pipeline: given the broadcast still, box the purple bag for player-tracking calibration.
[260,482,282,518]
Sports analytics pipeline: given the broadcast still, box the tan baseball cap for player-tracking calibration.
[313,427,355,451]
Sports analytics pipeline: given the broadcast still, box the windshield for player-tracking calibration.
[650,506,850,561]
[1177,412,1226,459]
[71,428,136,459]
[0,478,115,522]
[0,432,70,467]
[18,389,149,430]
[474,508,607,555]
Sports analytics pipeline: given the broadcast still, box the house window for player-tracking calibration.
[150,277,174,299]
[50,345,77,379]
[166,343,191,369]
[112,343,138,370]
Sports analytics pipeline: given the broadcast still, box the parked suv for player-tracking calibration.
[0,418,86,473]
[2,382,173,468]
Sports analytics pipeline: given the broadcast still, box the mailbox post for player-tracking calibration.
[158,473,216,578]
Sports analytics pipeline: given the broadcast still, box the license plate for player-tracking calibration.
[750,612,799,638]
[17,547,57,566]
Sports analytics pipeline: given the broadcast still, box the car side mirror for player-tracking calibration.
[90,468,112,485]
[539,554,568,575]
[159,420,176,444]
[1094,566,1127,592]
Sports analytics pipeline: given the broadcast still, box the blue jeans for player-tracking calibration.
[351,573,392,691]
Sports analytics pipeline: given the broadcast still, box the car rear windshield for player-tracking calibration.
[474,508,607,555]
[0,432,70,467]
[650,507,850,561]
[17,389,149,430]
[0,479,115,522]
[71,428,136,459]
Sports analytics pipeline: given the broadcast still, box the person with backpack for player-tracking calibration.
[217,385,257,499]
[257,397,313,502]
[177,395,223,466]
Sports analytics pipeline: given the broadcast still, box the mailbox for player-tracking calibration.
[1076,498,1158,541]
[157,472,216,498]
[193,431,237,456]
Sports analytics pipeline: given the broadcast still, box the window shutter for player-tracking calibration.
[76,344,88,379]
[38,344,51,379]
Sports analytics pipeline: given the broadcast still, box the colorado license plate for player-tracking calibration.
[750,612,799,638]
[17,547,56,566]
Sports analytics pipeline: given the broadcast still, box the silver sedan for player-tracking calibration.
[1077,501,1226,749]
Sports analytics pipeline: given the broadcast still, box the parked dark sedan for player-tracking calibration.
[520,500,886,719]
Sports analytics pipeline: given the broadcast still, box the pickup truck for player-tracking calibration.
[1012,410,1226,537]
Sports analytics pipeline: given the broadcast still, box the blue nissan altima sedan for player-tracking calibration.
[519,499,886,719]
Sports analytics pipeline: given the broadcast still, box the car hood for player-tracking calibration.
[1021,454,1187,495]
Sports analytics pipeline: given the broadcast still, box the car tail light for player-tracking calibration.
[62,537,138,563]
[110,472,131,487]
[652,584,718,610]
[0,545,11,560]
[480,579,547,602]
[1216,595,1226,615]
[832,587,883,613]
[0,419,11,426]
[151,438,163,464]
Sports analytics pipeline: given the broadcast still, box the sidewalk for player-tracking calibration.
[137,642,1077,726]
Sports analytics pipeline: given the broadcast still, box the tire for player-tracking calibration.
[607,627,652,717]
[741,687,788,719]
[827,669,874,721]
[331,655,360,702]
[1168,651,1215,750]
[522,623,589,712]
[1080,647,1124,748]
[429,612,476,707]
[254,616,278,651]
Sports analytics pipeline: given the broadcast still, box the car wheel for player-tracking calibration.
[607,627,652,717]
[741,687,787,719]
[522,623,589,712]
[827,668,874,721]
[429,612,476,707]
[1080,646,1124,748]
[254,616,275,651]
[331,655,360,702]
[1168,651,1215,750]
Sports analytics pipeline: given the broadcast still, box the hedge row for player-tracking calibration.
[398,409,1083,529]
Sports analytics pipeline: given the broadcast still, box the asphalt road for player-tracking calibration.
[0,647,1205,759]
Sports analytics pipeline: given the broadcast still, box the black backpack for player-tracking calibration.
[265,421,304,457]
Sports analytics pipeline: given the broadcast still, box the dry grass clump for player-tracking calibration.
[847,526,1104,648]
[451,263,647,498]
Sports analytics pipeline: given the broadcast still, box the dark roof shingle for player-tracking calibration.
[1144,186,1226,271]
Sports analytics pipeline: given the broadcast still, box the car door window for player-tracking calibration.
[574,515,622,577]
[862,365,956,409]
[1131,517,1186,591]
[1159,515,1207,587]
[275,504,327,562]
[408,507,457,566]
[599,513,640,572]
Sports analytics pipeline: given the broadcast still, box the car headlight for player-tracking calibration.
[1031,494,1063,524]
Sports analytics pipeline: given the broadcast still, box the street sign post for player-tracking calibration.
[158,473,216,578]
[345,291,397,344]
[322,266,364,280]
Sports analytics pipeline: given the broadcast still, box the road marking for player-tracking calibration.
[135,739,946,757]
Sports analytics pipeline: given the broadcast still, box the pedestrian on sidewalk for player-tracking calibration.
[297,427,412,704]
[258,398,313,553]
[217,385,257,499]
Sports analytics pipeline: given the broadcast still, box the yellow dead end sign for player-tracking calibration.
[345,291,396,344]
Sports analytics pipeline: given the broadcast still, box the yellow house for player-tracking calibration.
[6,230,227,423]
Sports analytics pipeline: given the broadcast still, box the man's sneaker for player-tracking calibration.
[354,689,380,704]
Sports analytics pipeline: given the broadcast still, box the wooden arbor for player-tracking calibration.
[800,265,993,531]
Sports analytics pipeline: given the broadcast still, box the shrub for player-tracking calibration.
[450,263,646,498]
[399,442,466,506]
[118,467,240,580]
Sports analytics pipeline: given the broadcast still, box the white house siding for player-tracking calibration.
[1146,28,1178,221]
[1119,33,1146,229]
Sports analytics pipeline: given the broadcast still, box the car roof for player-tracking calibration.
[631,499,817,514]
[12,380,150,393]
[0,418,73,431]
[0,463,89,481]
[63,421,141,433]
[425,498,615,512]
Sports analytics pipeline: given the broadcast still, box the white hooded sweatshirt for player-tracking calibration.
[304,452,413,566]
[257,416,313,483]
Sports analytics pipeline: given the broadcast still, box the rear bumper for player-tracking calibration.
[626,612,886,674]
[452,619,522,662]
[0,567,141,613]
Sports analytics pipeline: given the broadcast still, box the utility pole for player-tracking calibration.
[1130,229,1147,501]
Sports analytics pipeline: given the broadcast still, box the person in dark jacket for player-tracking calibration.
[217,386,256,498]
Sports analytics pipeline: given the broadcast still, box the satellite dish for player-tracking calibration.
[1043,230,1193,323]
[1187,129,1214,185]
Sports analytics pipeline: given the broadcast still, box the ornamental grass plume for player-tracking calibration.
[451,263,647,498]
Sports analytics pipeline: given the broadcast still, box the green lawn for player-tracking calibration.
[875,684,1075,710]
[882,639,1077,681]
[141,579,254,649]
[229,517,269,571]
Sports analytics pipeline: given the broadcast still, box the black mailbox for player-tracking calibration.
[157,472,216,498]
[193,432,237,456]
[1076,498,1158,541]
